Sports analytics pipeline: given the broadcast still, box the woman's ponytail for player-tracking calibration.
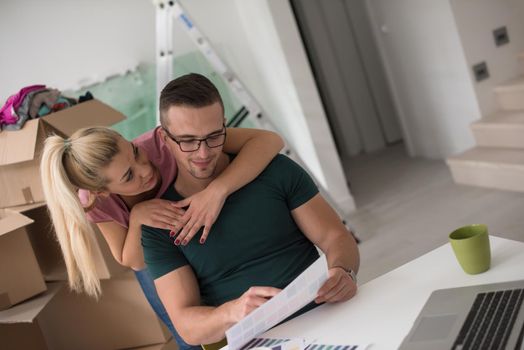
[40,127,121,298]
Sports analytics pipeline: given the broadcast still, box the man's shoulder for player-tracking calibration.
[142,222,159,234]
[258,154,309,182]
[265,153,301,172]
[141,225,171,249]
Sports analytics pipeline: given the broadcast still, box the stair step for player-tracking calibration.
[471,110,524,148]
[494,76,524,110]
[446,147,524,192]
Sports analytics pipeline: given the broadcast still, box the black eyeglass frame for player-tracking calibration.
[163,124,227,152]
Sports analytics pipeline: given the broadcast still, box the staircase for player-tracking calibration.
[446,55,524,192]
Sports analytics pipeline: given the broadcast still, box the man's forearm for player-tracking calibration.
[170,286,281,346]
[175,302,236,345]
[156,267,281,346]
[324,230,360,274]
[291,194,360,277]
[314,229,360,304]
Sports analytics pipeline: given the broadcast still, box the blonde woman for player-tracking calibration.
[40,124,283,350]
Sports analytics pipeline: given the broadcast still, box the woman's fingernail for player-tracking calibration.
[182,240,187,246]
[200,238,205,244]
[174,239,180,245]
[169,231,175,237]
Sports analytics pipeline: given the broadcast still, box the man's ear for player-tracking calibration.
[159,127,168,141]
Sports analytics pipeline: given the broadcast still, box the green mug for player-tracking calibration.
[449,224,491,274]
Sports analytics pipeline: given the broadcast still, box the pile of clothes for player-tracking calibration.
[0,85,93,131]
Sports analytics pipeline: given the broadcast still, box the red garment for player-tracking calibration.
[0,84,45,126]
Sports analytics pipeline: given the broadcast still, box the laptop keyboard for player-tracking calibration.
[451,288,523,350]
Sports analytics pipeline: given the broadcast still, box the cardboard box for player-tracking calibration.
[8,202,127,281]
[0,283,60,350]
[0,100,125,208]
[0,273,171,349]
[0,209,47,310]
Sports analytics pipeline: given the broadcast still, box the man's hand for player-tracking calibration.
[131,198,185,232]
[315,267,357,304]
[228,287,281,323]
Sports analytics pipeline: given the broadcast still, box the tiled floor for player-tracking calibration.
[343,143,524,284]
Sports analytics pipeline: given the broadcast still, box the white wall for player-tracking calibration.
[265,0,355,211]
[177,0,355,212]
[0,0,354,212]
[0,0,155,101]
[451,0,524,117]
[367,0,482,158]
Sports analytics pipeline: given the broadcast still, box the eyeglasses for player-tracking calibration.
[163,125,227,152]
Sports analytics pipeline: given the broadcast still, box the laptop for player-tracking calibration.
[399,279,524,350]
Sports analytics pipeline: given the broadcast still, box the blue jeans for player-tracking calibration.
[134,268,201,350]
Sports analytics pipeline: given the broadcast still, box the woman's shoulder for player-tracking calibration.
[78,189,130,227]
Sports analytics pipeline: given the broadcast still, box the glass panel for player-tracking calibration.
[67,48,253,141]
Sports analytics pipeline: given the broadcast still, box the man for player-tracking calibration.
[142,73,360,346]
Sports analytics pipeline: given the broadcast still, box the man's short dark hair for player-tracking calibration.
[159,73,224,128]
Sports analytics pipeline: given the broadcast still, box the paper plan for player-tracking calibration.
[226,255,329,350]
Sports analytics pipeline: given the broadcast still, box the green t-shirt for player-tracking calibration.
[142,154,320,307]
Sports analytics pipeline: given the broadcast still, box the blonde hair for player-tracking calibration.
[40,127,122,298]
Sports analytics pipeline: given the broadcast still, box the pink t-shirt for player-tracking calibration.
[78,127,177,229]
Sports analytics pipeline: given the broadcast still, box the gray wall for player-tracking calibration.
[367,0,482,158]
[451,0,524,116]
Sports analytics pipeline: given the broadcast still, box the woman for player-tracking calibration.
[40,125,283,349]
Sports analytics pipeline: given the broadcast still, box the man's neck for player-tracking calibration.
[174,153,230,198]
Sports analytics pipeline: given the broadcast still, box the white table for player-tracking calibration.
[261,236,524,350]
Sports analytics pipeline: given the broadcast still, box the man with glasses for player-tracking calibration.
[164,124,227,152]
[142,73,360,346]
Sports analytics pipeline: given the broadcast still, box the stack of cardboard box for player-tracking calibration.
[0,101,175,349]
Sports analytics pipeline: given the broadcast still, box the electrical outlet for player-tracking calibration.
[473,62,489,82]
[493,26,509,47]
